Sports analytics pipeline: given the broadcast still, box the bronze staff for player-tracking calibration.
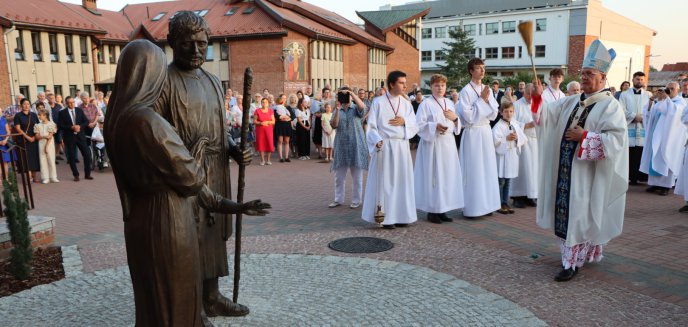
[233,67,253,303]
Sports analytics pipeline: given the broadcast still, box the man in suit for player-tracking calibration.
[491,80,505,106]
[58,96,92,181]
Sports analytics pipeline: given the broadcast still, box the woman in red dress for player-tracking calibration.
[253,97,275,165]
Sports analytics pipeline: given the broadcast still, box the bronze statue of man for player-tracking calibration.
[156,11,253,317]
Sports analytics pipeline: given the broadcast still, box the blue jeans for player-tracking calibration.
[498,178,511,205]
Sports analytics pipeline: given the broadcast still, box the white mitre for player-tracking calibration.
[582,40,616,74]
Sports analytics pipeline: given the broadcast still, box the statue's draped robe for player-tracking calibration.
[156,65,232,279]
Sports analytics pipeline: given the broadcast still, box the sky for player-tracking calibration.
[61,0,683,68]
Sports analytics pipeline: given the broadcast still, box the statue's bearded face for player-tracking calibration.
[172,30,208,70]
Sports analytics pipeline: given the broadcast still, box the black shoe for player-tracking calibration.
[512,199,526,208]
[382,224,396,229]
[554,267,578,282]
[56,155,64,161]
[84,175,94,180]
[427,213,442,224]
[285,158,291,162]
[439,213,453,222]
[646,186,659,193]
[394,223,409,227]
[524,199,537,207]
[658,188,669,196]
[679,205,688,213]
[279,158,285,163]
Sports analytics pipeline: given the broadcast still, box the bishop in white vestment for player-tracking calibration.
[414,75,463,223]
[639,83,687,195]
[510,84,539,207]
[458,59,501,217]
[362,73,419,228]
[533,40,628,281]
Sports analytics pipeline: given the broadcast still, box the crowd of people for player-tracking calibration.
[2,90,109,184]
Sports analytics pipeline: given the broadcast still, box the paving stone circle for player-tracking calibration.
[0,254,546,326]
[328,236,394,253]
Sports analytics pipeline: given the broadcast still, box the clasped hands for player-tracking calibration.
[506,132,518,141]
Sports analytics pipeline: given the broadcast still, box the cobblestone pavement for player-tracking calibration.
[18,154,688,326]
[0,254,546,327]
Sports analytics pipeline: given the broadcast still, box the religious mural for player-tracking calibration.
[285,42,306,81]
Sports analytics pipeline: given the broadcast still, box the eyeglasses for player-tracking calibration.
[580,70,600,78]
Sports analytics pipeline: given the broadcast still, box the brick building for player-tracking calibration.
[0,0,428,107]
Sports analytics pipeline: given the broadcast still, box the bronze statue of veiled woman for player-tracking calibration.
[105,39,268,326]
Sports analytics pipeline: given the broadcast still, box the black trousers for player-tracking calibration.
[65,136,92,177]
[296,125,311,157]
[629,146,646,182]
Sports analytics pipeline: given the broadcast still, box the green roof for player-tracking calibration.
[356,9,428,32]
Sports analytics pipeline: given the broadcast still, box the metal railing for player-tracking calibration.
[0,132,36,216]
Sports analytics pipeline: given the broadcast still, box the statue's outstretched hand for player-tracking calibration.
[230,146,253,165]
[242,199,271,216]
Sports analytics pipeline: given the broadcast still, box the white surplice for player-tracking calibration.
[510,97,539,198]
[362,94,419,225]
[541,86,566,104]
[535,90,628,247]
[414,96,464,213]
[639,96,687,188]
[492,119,527,179]
[458,82,501,217]
[619,88,651,147]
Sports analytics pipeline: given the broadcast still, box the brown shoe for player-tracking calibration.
[497,204,510,215]
[73,176,80,182]
[506,204,515,214]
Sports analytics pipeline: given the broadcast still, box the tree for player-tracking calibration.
[649,66,658,72]
[438,27,476,90]
[3,170,33,280]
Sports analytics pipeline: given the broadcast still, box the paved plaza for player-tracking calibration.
[3,154,688,326]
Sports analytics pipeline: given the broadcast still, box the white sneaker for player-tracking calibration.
[328,202,341,208]
[349,203,361,209]
[103,162,109,168]
[41,180,49,184]
[50,179,60,183]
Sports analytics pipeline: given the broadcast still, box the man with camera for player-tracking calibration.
[328,86,368,209]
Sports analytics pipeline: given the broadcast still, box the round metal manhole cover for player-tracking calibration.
[328,237,394,253]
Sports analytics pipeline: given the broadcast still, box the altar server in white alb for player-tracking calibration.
[640,82,687,196]
[540,68,566,104]
[492,102,527,214]
[673,94,688,212]
[510,83,538,208]
[619,71,650,185]
[362,71,419,229]
[532,40,628,282]
[414,74,463,224]
[458,58,501,218]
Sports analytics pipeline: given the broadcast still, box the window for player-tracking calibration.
[502,21,516,33]
[502,72,514,77]
[421,51,431,62]
[501,47,515,59]
[195,9,209,17]
[536,18,547,32]
[518,46,523,58]
[206,44,214,61]
[169,12,179,19]
[220,43,228,60]
[15,30,25,60]
[69,85,78,98]
[54,85,63,97]
[535,45,546,58]
[478,23,482,35]
[486,47,498,59]
[434,50,445,61]
[421,28,431,39]
[242,7,256,14]
[225,7,239,16]
[48,33,58,62]
[84,85,91,97]
[79,36,89,63]
[31,31,42,61]
[108,45,116,64]
[65,34,74,62]
[152,12,166,21]
[477,48,482,58]
[19,86,30,102]
[486,23,498,34]
[435,26,447,38]
[448,25,460,33]
[97,44,105,63]
[37,85,46,94]
[463,24,476,36]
